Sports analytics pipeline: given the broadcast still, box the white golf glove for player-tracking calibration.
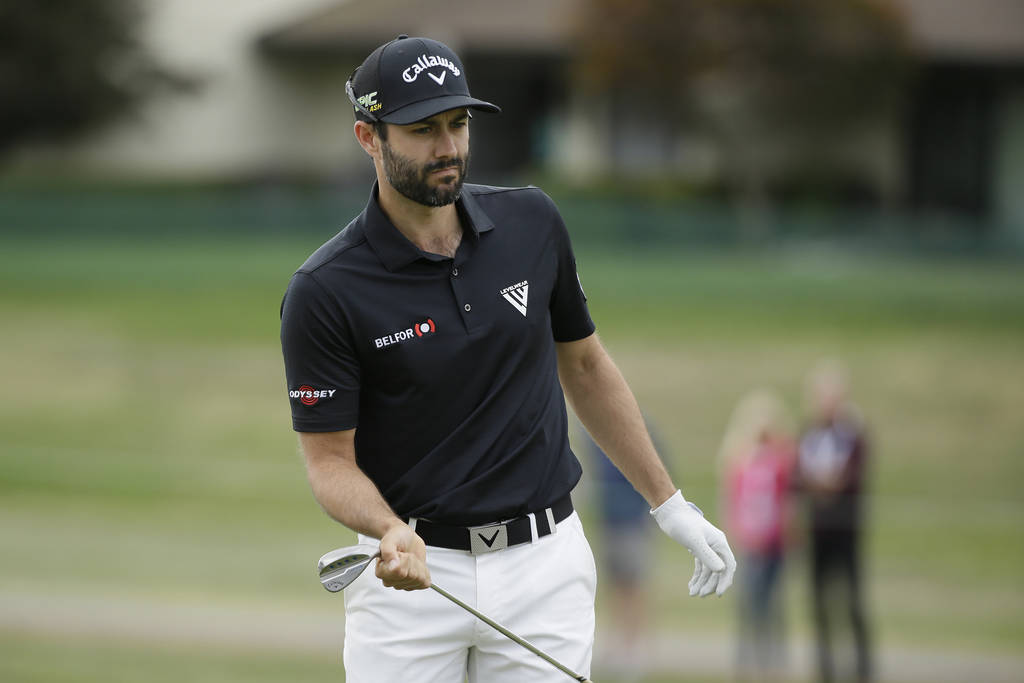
[651,489,737,597]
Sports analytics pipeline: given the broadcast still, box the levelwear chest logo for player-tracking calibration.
[373,318,437,349]
[500,280,529,316]
[402,54,461,84]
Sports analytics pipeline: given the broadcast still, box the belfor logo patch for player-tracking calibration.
[373,317,438,349]
[414,318,436,336]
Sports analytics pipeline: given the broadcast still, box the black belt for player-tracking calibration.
[404,494,574,554]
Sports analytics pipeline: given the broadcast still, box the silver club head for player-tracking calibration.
[317,544,381,593]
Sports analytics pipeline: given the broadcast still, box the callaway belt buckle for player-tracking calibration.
[468,520,510,554]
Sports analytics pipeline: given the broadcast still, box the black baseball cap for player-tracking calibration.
[346,35,500,125]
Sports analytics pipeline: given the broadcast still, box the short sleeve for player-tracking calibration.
[545,196,596,342]
[280,271,361,432]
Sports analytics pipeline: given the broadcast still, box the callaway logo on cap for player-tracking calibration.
[347,35,501,124]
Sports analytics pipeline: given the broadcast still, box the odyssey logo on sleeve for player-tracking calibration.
[289,385,336,406]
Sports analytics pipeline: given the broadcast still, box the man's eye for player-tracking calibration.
[413,127,431,134]
[452,120,468,128]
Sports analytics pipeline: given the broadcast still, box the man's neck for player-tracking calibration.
[377,180,462,258]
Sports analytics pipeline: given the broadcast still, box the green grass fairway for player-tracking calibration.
[0,631,339,683]
[1,236,1022,681]
[0,632,731,683]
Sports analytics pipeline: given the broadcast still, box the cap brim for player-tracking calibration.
[381,95,501,125]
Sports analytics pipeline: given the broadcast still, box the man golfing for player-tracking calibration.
[280,35,736,683]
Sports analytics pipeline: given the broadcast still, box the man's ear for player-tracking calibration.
[354,120,380,158]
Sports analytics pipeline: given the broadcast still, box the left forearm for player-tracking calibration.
[558,335,737,597]
[558,338,676,508]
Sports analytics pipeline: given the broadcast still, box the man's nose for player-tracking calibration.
[434,130,458,158]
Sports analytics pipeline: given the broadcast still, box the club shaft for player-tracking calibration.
[429,583,591,683]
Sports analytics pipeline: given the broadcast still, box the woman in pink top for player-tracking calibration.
[720,390,796,682]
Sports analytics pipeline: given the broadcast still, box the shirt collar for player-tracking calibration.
[361,181,494,272]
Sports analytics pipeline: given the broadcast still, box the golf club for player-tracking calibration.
[317,544,593,683]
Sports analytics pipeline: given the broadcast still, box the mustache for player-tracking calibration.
[424,158,464,174]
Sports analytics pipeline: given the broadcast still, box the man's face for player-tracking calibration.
[380,109,471,207]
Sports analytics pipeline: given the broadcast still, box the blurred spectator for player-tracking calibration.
[581,419,663,683]
[720,389,797,682]
[795,360,872,682]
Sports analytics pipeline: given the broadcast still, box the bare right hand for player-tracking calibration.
[375,523,431,591]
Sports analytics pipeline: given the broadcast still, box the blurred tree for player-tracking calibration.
[0,0,193,156]
[573,0,914,219]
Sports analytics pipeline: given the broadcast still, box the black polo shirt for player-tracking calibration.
[280,182,595,526]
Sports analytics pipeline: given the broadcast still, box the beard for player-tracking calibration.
[381,141,469,207]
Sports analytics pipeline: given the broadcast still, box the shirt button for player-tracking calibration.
[464,304,472,312]
[452,268,459,277]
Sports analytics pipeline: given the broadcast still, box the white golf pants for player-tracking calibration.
[343,511,596,682]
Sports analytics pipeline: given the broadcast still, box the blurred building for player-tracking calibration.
[900,0,1024,232]
[8,0,1024,232]
[256,0,581,181]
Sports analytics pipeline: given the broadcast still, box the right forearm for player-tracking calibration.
[298,431,430,591]
[304,446,405,540]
